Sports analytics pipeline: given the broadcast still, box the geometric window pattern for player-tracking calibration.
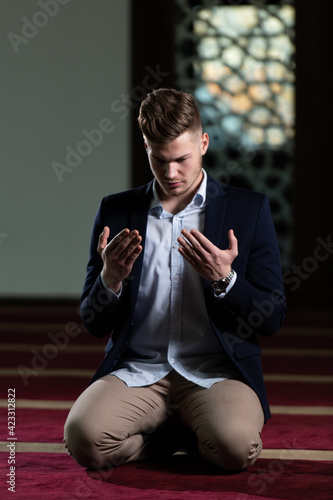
[173,0,295,268]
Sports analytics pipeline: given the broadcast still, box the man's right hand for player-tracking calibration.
[97,226,142,294]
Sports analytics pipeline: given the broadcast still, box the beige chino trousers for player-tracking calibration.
[64,370,264,472]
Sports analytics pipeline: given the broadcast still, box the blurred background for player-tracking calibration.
[1,0,332,315]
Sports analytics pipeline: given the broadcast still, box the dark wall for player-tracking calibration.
[131,0,333,312]
[130,0,174,187]
[292,0,333,311]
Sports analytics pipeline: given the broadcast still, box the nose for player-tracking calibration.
[165,162,178,179]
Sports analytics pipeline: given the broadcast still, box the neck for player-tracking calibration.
[161,196,191,215]
[156,170,204,214]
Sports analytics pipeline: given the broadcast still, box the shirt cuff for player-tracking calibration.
[213,270,237,299]
[99,274,122,301]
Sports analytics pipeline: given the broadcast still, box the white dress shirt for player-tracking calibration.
[102,170,239,388]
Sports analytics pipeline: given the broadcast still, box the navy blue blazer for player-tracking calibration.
[80,175,286,422]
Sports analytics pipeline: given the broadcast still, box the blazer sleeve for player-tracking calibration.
[79,197,129,338]
[210,194,286,337]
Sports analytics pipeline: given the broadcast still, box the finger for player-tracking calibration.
[97,226,110,254]
[119,234,142,261]
[106,228,131,252]
[182,228,212,253]
[179,229,208,256]
[177,236,197,258]
[228,229,238,256]
[178,244,196,265]
[124,244,142,265]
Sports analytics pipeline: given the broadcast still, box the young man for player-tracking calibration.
[64,88,286,472]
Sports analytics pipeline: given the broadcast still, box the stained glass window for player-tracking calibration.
[174,0,295,268]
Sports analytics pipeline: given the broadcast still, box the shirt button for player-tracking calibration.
[174,274,179,280]
[170,358,175,364]
[173,244,178,249]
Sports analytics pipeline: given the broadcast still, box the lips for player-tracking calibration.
[165,181,182,188]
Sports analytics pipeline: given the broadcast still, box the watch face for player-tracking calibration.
[212,270,234,293]
[214,281,227,293]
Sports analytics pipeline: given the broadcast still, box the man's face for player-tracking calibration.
[144,130,209,202]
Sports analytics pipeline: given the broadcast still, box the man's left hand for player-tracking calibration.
[177,228,238,281]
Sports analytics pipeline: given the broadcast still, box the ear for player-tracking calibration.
[201,132,209,155]
[143,138,148,153]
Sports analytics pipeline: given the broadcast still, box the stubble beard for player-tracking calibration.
[164,163,203,199]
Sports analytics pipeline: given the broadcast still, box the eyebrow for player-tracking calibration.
[151,153,192,162]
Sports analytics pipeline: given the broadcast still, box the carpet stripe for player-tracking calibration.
[0,442,66,453]
[0,399,74,409]
[264,374,333,383]
[1,323,332,335]
[0,368,94,377]
[2,344,333,357]
[2,369,332,383]
[270,405,333,415]
[278,328,333,336]
[260,449,333,461]
[0,442,332,461]
[262,348,333,357]
[0,322,82,333]
[0,343,104,353]
[1,368,333,384]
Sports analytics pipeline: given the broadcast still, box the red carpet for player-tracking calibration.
[0,303,332,499]
[0,453,332,500]
[265,382,333,406]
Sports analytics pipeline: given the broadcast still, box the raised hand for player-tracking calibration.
[177,228,238,282]
[98,227,142,293]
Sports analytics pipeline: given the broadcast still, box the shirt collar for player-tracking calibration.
[150,169,207,215]
[194,168,207,207]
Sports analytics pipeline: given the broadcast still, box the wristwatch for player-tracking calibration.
[211,269,235,294]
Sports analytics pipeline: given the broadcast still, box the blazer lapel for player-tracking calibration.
[128,181,153,314]
[203,176,228,291]
[204,175,227,247]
